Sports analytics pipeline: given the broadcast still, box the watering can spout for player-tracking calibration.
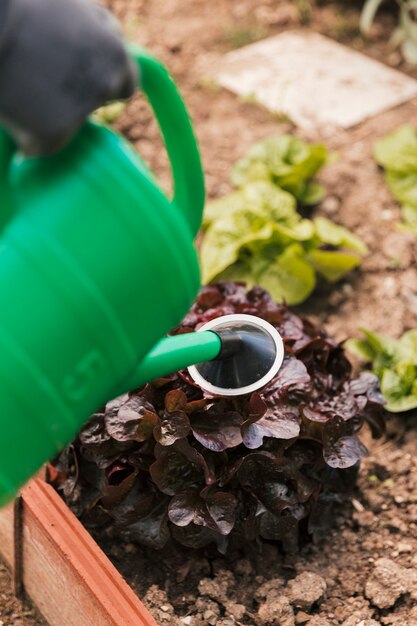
[122,315,285,397]
[122,331,222,392]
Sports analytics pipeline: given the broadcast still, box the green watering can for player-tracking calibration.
[0,46,284,506]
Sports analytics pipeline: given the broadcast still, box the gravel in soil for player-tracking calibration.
[95,416,417,625]
[0,562,46,626]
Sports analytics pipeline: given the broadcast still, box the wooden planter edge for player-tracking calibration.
[0,477,158,626]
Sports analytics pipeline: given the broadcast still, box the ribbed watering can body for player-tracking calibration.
[0,47,205,505]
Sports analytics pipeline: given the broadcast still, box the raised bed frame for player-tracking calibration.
[0,476,157,626]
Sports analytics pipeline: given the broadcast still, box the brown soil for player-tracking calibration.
[95,1,417,625]
[105,0,417,345]
[0,562,46,626]
[3,1,417,625]
[97,418,417,625]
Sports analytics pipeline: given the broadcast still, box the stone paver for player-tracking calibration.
[213,31,417,130]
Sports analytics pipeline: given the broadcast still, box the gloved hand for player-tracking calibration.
[0,0,138,155]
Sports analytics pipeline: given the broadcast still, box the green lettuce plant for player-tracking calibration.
[374,125,417,233]
[201,180,367,305]
[347,328,417,412]
[231,134,328,205]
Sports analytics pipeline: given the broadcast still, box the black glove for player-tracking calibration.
[0,0,138,155]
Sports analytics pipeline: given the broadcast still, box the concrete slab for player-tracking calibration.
[212,31,417,130]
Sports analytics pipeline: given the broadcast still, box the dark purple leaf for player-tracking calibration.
[196,285,223,310]
[79,415,133,465]
[165,389,188,412]
[105,396,158,442]
[238,453,299,514]
[154,410,190,446]
[105,394,130,413]
[104,475,163,524]
[324,435,368,469]
[218,457,244,487]
[168,489,236,535]
[303,391,360,423]
[258,510,300,542]
[249,392,268,417]
[171,523,229,553]
[184,398,207,414]
[119,500,170,549]
[101,469,138,509]
[349,372,386,405]
[150,446,203,496]
[174,438,216,485]
[203,489,237,535]
[242,404,300,449]
[168,492,200,527]
[263,358,311,401]
[191,411,243,451]
[79,414,110,446]
[280,313,305,342]
[149,439,214,495]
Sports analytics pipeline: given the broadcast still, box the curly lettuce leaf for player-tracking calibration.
[313,217,369,255]
[402,204,417,233]
[201,182,298,283]
[307,249,362,282]
[374,125,417,233]
[255,244,316,305]
[201,183,366,304]
[231,134,328,204]
[346,328,417,412]
[374,125,417,173]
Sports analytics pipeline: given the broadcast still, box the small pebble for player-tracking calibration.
[258,595,295,626]
[321,195,340,215]
[203,609,218,625]
[365,557,416,609]
[351,498,365,512]
[381,209,393,220]
[123,543,137,554]
[287,572,327,610]
[224,601,245,620]
[353,511,375,527]
[307,618,332,626]
[198,577,226,602]
[109,545,121,557]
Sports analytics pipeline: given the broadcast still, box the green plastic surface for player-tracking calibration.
[0,47,207,506]
[124,330,221,391]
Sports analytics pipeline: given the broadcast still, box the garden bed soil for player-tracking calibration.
[0,561,46,626]
[94,416,417,626]
[3,1,417,625]
[90,2,417,625]
[99,1,417,624]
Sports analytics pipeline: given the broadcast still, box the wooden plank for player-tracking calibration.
[0,478,158,626]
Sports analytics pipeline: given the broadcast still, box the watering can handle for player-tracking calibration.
[129,45,205,238]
